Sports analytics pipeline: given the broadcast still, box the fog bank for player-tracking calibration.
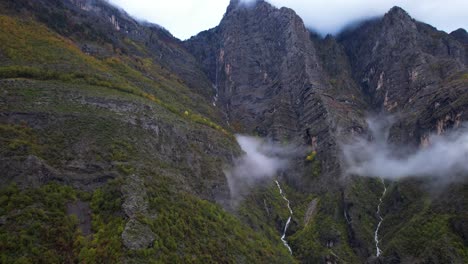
[225,135,307,201]
[342,116,468,183]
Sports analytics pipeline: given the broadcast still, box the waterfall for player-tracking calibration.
[344,208,351,224]
[212,48,220,106]
[374,178,387,257]
[274,180,293,255]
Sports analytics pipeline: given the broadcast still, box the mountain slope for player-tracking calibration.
[0,0,296,262]
[0,0,467,263]
[338,7,468,263]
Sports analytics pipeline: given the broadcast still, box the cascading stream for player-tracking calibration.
[374,177,387,257]
[274,180,293,255]
[212,47,220,106]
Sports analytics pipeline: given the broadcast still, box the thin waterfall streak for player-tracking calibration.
[275,180,293,254]
[374,178,387,257]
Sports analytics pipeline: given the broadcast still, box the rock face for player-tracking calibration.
[122,218,155,250]
[187,0,468,178]
[189,0,316,138]
[186,1,468,262]
[340,7,468,142]
[121,174,157,250]
[186,0,366,190]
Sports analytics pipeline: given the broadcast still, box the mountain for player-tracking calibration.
[0,0,467,263]
[188,1,468,263]
[185,0,366,193]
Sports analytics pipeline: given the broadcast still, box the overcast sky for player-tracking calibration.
[108,0,467,40]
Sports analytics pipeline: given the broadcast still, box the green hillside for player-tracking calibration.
[0,7,294,263]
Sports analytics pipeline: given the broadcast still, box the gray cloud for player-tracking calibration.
[225,135,307,202]
[268,0,467,36]
[108,0,467,40]
[342,116,468,183]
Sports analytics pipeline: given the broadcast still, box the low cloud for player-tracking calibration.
[225,135,307,202]
[108,0,467,40]
[342,116,468,183]
[267,0,467,36]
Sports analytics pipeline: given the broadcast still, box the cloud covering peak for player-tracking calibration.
[342,116,468,184]
[108,0,467,40]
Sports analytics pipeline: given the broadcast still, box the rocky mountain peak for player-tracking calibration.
[451,28,468,44]
[382,6,415,29]
[385,6,412,19]
[226,0,276,16]
[222,0,307,39]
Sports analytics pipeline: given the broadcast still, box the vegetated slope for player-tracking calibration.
[0,0,295,263]
[187,1,468,263]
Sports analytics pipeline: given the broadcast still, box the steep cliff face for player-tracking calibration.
[451,28,468,44]
[188,0,320,138]
[187,1,467,263]
[450,28,468,64]
[186,0,366,191]
[340,7,468,144]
